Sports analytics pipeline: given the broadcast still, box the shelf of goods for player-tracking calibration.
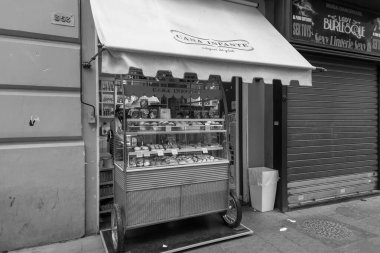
[99,79,116,117]
[100,169,113,185]
[100,167,113,172]
[99,152,114,217]
[99,209,111,214]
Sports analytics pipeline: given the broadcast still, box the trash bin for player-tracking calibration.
[248,167,279,212]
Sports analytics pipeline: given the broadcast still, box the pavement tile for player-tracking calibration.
[219,235,281,253]
[337,198,380,215]
[255,229,310,253]
[292,204,337,216]
[10,235,103,253]
[244,208,347,252]
[283,211,302,219]
[346,218,380,236]
[329,212,364,225]
[187,235,280,253]
[360,216,380,228]
[331,213,380,236]
[335,236,380,253]
[334,205,372,220]
[217,236,256,249]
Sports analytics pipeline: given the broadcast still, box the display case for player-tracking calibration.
[110,72,241,252]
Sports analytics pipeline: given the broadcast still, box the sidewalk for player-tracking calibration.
[11,195,380,253]
[9,235,104,253]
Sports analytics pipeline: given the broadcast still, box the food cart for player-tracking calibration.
[111,72,241,252]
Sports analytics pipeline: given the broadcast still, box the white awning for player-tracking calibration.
[90,0,314,85]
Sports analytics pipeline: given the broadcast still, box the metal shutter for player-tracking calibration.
[287,55,378,207]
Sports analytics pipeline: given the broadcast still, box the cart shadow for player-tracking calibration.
[101,213,252,253]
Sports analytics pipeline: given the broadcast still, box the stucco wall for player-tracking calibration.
[0,0,85,251]
[0,143,85,250]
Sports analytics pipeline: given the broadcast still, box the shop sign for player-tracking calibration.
[291,0,380,54]
[171,30,254,53]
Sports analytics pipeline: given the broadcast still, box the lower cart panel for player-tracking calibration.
[126,186,181,227]
[114,162,229,229]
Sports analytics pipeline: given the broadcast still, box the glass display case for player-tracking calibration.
[110,72,241,252]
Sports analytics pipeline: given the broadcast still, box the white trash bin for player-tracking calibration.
[248,167,279,212]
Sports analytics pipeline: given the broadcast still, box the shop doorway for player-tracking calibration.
[223,78,243,200]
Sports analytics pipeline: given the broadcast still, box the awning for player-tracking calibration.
[90,0,314,85]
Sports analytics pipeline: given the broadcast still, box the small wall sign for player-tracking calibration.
[51,12,75,27]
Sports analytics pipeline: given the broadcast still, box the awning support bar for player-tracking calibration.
[82,44,105,69]
[313,66,327,72]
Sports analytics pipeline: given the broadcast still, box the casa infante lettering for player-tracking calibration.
[171,30,253,51]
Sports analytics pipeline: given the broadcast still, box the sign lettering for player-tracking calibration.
[291,0,380,55]
[171,30,254,52]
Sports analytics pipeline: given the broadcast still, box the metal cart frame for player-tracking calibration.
[110,74,242,252]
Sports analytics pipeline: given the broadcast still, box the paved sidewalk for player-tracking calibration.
[10,236,104,253]
[11,195,380,253]
[189,195,380,253]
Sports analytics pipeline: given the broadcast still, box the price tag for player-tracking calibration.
[143,152,150,157]
[136,151,143,158]
[157,150,164,156]
[202,148,208,154]
[165,126,172,132]
[171,149,178,155]
[205,125,211,131]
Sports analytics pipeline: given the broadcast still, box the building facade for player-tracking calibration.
[0,0,379,251]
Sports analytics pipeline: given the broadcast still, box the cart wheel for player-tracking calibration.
[111,204,125,253]
[221,192,242,228]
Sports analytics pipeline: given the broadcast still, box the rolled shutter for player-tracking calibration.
[287,54,378,207]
